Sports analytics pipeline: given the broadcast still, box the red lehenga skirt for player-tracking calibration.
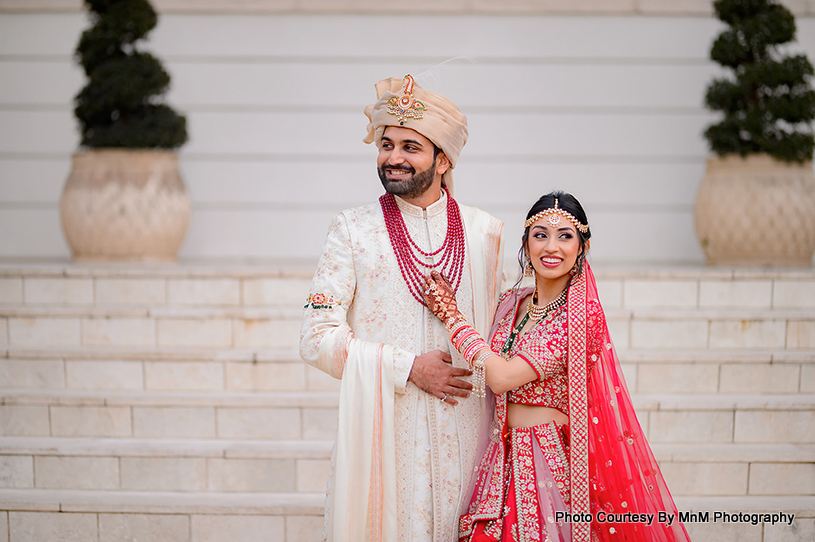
[469,421,572,542]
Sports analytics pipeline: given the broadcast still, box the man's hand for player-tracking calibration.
[408,350,473,406]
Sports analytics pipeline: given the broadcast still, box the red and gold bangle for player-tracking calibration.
[459,335,479,356]
[463,339,488,363]
[454,328,478,350]
[449,321,469,342]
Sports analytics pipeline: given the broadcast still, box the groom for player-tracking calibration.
[300,74,504,541]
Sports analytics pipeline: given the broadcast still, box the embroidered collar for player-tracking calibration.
[393,189,448,219]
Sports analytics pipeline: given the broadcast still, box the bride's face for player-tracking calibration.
[525,217,581,282]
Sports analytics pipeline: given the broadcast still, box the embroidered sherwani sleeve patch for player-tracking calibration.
[305,292,340,310]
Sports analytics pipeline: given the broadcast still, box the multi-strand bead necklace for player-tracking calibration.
[380,190,466,306]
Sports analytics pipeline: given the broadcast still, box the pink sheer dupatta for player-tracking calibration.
[459,264,691,542]
[582,265,690,541]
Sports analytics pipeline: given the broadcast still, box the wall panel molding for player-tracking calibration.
[2,11,813,263]
[1,0,813,16]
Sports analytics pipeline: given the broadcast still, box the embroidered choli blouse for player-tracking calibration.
[489,292,606,415]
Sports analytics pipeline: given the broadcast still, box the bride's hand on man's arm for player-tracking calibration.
[420,272,459,323]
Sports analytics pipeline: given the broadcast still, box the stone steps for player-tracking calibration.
[653,443,815,498]
[0,348,340,394]
[0,488,325,514]
[0,489,811,542]
[2,346,813,396]
[4,304,815,320]
[0,489,324,542]
[2,436,810,463]
[0,436,333,495]
[1,388,813,445]
[0,436,333,459]
[0,389,339,441]
[2,262,814,303]
[0,490,812,516]
[5,388,814,411]
[1,304,813,351]
[678,497,815,542]
[5,345,815,363]
[2,489,808,514]
[1,262,813,541]
[0,436,811,498]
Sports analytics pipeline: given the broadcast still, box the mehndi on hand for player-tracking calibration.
[421,271,462,326]
[422,272,489,398]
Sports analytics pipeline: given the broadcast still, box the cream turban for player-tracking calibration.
[363,74,469,195]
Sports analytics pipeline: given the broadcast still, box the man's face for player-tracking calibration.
[377,126,441,199]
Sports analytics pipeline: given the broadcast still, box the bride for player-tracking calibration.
[422,191,691,542]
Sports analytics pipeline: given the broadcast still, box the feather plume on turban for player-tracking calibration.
[363,75,468,195]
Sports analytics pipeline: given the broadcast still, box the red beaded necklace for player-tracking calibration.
[380,189,466,306]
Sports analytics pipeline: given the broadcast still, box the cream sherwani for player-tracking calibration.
[300,190,504,542]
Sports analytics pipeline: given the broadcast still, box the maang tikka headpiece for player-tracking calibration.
[386,74,427,125]
[524,198,589,233]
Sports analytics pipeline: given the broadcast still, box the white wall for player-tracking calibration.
[2,13,814,264]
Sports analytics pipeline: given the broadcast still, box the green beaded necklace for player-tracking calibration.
[500,287,568,359]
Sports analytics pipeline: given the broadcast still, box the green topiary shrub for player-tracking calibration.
[704,0,815,162]
[74,0,187,148]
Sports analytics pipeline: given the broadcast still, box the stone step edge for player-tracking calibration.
[3,261,814,281]
[0,261,317,280]
[2,305,814,321]
[0,305,302,320]
[0,389,341,408]
[0,489,810,517]
[2,389,814,411]
[652,443,815,463]
[1,437,812,463]
[0,436,334,459]
[0,488,324,515]
[4,347,815,364]
[636,393,815,411]
[2,346,281,362]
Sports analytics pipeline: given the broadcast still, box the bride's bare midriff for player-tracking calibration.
[507,403,570,428]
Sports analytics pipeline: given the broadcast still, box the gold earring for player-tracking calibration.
[524,257,534,277]
[570,253,585,276]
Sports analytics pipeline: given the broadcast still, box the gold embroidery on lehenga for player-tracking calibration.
[567,272,591,542]
[534,422,570,505]
[511,428,541,542]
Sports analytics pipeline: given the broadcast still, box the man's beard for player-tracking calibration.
[378,159,436,199]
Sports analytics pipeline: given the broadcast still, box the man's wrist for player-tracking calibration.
[407,355,417,382]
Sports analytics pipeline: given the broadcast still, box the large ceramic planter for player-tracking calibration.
[60,149,190,262]
[695,154,815,266]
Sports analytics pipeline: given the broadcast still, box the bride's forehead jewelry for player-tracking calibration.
[524,198,589,233]
[386,74,427,125]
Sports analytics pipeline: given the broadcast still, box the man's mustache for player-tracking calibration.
[381,164,415,173]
